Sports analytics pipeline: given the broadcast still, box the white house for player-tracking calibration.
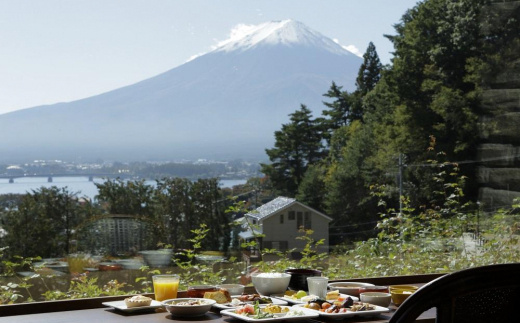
[238,197,333,255]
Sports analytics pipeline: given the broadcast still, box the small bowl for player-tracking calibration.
[327,282,375,297]
[389,285,419,292]
[98,262,123,271]
[162,298,216,317]
[186,285,218,298]
[359,285,389,294]
[284,269,322,291]
[391,289,416,306]
[360,292,391,307]
[251,272,291,296]
[217,284,245,295]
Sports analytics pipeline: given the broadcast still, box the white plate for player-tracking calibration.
[293,303,390,320]
[272,293,358,305]
[213,296,288,310]
[102,300,163,313]
[327,282,375,296]
[220,306,319,322]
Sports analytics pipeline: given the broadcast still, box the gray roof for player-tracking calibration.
[246,196,333,222]
[246,196,296,220]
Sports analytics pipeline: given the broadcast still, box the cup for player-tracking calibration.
[152,274,180,301]
[307,276,328,298]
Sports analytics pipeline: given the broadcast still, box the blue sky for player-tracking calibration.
[0,0,420,114]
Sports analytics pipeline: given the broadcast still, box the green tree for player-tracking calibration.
[296,164,327,213]
[261,105,324,196]
[321,82,353,135]
[355,41,383,96]
[192,178,229,251]
[155,177,193,248]
[154,177,227,250]
[95,178,155,216]
[386,0,485,158]
[1,187,93,258]
[324,121,379,228]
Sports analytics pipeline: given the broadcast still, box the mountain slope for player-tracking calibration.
[0,20,362,162]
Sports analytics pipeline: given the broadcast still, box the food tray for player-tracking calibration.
[220,306,319,322]
[102,300,163,313]
[213,296,288,310]
[293,304,390,320]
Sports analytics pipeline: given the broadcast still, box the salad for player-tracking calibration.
[234,302,302,319]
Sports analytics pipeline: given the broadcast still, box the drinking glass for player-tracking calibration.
[307,276,329,298]
[152,274,180,301]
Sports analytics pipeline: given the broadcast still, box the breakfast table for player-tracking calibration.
[0,275,440,323]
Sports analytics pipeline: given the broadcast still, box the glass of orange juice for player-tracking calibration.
[152,274,180,301]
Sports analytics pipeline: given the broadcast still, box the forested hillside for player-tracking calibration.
[263,0,520,240]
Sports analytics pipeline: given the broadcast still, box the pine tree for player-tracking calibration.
[261,105,324,196]
[320,82,354,148]
[355,42,383,96]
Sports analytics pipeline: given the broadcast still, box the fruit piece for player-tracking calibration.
[321,302,332,310]
[285,290,296,296]
[307,302,321,311]
[295,290,307,299]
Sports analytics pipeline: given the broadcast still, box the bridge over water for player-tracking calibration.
[0,173,131,183]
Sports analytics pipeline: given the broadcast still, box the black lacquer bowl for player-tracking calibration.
[284,268,322,291]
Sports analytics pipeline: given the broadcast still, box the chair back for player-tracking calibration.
[389,263,520,323]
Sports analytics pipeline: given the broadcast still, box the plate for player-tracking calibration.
[163,298,215,317]
[272,293,358,305]
[293,304,390,320]
[102,300,163,313]
[213,296,288,310]
[327,282,375,296]
[220,306,319,322]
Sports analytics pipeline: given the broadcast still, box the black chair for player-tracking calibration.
[389,263,520,323]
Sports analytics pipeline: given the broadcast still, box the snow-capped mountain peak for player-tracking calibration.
[214,19,350,56]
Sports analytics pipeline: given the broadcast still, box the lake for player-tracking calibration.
[0,177,247,200]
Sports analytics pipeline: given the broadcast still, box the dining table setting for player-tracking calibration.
[0,270,438,323]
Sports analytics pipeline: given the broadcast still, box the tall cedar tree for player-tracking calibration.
[351,42,383,122]
[261,105,324,197]
[355,42,383,96]
[320,82,353,146]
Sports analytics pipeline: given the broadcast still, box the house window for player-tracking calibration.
[288,211,295,220]
[297,212,303,229]
[252,219,257,225]
[270,241,288,251]
[280,213,284,224]
[304,212,312,229]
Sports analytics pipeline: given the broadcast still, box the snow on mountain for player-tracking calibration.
[0,20,363,162]
[215,20,349,56]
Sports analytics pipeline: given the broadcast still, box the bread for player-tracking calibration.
[124,295,152,308]
[326,290,340,301]
[204,289,231,304]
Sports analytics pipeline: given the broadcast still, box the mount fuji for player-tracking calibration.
[0,20,362,162]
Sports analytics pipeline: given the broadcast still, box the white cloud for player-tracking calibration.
[343,45,363,57]
[185,23,261,63]
[332,38,363,57]
[211,23,259,50]
[186,53,204,63]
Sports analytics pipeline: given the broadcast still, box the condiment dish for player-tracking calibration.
[359,292,391,307]
[327,282,375,297]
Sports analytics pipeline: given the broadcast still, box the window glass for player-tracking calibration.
[304,212,311,229]
[0,0,518,306]
[297,212,303,229]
